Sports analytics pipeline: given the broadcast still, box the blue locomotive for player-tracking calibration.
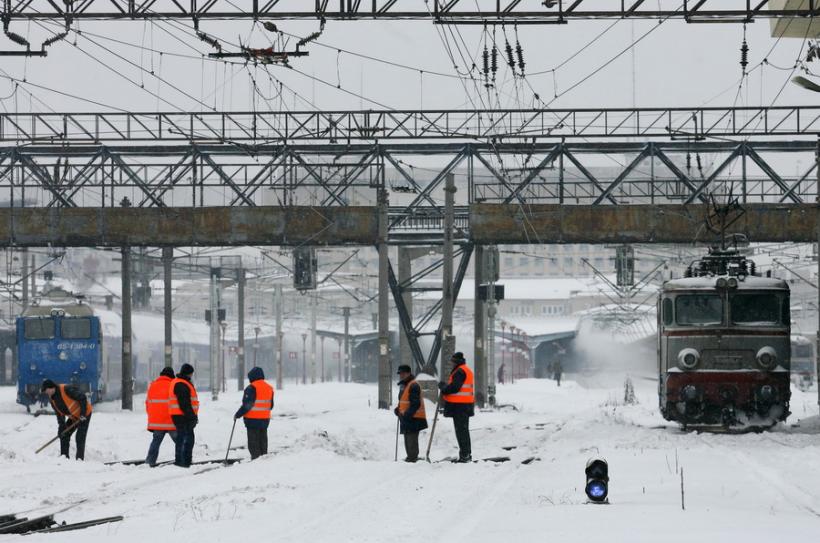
[16,288,102,411]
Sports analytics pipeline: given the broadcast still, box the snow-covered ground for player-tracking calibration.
[1,376,819,542]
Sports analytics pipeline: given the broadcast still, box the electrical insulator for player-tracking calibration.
[740,39,749,74]
[491,44,498,78]
[516,41,525,75]
[505,39,515,70]
[482,45,489,76]
[686,152,692,175]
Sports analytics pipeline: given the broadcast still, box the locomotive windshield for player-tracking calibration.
[23,318,55,339]
[61,318,92,339]
[675,294,722,325]
[729,293,782,325]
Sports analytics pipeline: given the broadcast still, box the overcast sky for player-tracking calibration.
[0,15,815,114]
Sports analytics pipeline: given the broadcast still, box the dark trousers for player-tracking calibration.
[452,414,471,460]
[247,427,268,460]
[403,432,420,462]
[59,416,90,460]
[174,426,195,467]
[145,430,177,466]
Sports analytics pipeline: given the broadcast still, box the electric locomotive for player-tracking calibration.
[658,247,791,428]
[16,288,102,411]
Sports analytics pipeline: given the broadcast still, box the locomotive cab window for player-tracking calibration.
[24,318,55,340]
[61,318,92,339]
[675,294,722,325]
[662,298,673,326]
[729,293,782,325]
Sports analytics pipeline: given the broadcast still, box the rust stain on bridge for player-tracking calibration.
[470,204,818,244]
[0,204,814,246]
[0,207,379,247]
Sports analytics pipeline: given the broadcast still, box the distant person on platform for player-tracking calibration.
[234,367,275,460]
[41,379,92,460]
[497,362,506,385]
[394,364,428,463]
[438,352,475,463]
[554,353,564,387]
[145,367,177,467]
[169,364,199,468]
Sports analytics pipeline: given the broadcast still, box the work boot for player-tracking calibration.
[456,455,472,463]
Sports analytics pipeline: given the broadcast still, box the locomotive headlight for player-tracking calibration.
[79,362,87,370]
[58,351,68,361]
[756,346,777,370]
[716,278,728,289]
[29,363,36,371]
[678,348,700,370]
[759,385,775,400]
[727,277,739,289]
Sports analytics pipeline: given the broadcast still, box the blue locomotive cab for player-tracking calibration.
[16,292,102,410]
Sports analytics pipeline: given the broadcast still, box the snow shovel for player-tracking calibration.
[35,418,82,455]
[424,395,443,463]
[394,418,400,462]
[224,419,237,465]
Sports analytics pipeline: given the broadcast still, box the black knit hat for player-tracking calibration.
[41,379,57,392]
[179,363,195,376]
[451,352,466,364]
[160,367,175,378]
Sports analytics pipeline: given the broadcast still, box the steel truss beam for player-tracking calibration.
[4,107,820,143]
[0,141,815,218]
[0,1,813,23]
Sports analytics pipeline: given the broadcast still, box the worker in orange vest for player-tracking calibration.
[394,364,427,462]
[144,367,177,467]
[169,364,199,467]
[438,352,475,462]
[234,367,274,460]
[41,379,92,460]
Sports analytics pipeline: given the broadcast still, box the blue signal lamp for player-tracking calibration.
[585,458,609,503]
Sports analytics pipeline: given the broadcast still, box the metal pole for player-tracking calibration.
[378,188,391,409]
[441,172,456,378]
[29,252,35,298]
[474,245,487,408]
[162,247,173,370]
[321,336,326,383]
[311,293,317,384]
[21,248,28,311]
[816,135,820,411]
[398,247,413,370]
[336,337,342,382]
[237,267,246,390]
[121,247,133,410]
[275,284,283,391]
[343,307,350,382]
[487,279,497,406]
[220,321,227,393]
[210,267,219,401]
[301,333,307,385]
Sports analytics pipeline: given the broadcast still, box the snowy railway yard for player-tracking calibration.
[1,378,819,542]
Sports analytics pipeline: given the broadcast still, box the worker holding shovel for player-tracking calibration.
[40,379,92,460]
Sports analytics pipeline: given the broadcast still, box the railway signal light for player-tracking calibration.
[585,458,609,503]
[293,247,317,291]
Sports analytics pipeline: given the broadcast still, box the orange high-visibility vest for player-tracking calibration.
[52,384,92,420]
[244,380,274,420]
[398,379,426,420]
[168,378,199,416]
[443,364,475,404]
[146,376,175,431]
